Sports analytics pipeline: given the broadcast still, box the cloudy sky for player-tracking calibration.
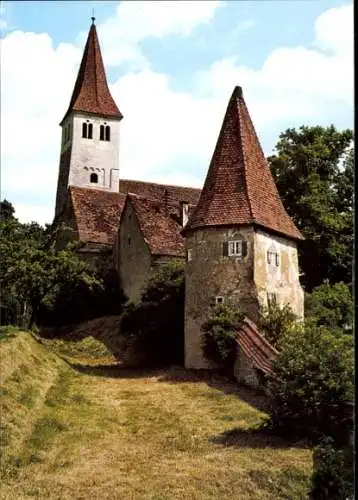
[0,0,353,225]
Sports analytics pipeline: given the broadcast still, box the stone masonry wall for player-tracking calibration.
[184,226,259,369]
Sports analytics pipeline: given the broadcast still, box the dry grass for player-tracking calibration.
[0,329,312,499]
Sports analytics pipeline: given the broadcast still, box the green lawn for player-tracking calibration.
[0,328,312,499]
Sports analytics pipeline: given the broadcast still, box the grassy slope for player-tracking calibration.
[0,327,312,499]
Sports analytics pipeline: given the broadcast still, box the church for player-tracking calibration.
[55,20,304,379]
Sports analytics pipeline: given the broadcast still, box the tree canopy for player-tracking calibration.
[268,125,353,291]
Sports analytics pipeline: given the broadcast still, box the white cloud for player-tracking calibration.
[82,0,223,69]
[1,2,353,225]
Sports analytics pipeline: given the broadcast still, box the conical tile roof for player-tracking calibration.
[184,86,302,240]
[61,21,122,124]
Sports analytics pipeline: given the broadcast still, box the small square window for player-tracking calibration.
[228,240,242,256]
[215,296,224,305]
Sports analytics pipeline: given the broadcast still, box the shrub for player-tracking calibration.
[266,325,353,445]
[120,261,185,365]
[37,268,126,327]
[258,295,297,349]
[201,304,244,369]
[310,436,354,499]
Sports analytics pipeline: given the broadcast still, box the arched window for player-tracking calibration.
[88,123,93,139]
[105,125,110,141]
[90,173,98,184]
[100,125,105,141]
[82,122,87,138]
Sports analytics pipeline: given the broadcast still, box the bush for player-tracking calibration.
[266,325,353,445]
[201,304,244,369]
[310,436,354,499]
[37,268,126,327]
[258,295,297,349]
[120,261,185,365]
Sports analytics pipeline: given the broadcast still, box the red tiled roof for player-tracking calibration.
[61,22,122,124]
[70,187,126,245]
[235,317,279,374]
[119,179,201,206]
[125,193,186,256]
[184,87,302,241]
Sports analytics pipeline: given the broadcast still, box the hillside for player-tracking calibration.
[0,327,312,499]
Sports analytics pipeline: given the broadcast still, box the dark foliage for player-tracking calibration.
[310,436,354,500]
[268,126,353,291]
[266,325,353,446]
[120,261,185,365]
[201,304,244,369]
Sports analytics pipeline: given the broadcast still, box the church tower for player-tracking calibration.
[183,86,304,369]
[55,19,123,216]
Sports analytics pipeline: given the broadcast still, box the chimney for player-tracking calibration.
[180,201,189,227]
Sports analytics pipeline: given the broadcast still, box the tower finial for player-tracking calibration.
[91,9,95,25]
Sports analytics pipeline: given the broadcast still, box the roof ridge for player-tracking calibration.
[119,178,201,191]
[236,92,255,221]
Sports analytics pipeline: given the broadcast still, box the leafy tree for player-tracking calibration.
[120,261,185,365]
[201,304,244,369]
[305,282,353,333]
[266,325,353,445]
[258,295,297,349]
[268,126,353,291]
[0,203,101,328]
[0,200,15,221]
[310,436,354,500]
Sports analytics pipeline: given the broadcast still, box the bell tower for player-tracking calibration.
[55,18,123,216]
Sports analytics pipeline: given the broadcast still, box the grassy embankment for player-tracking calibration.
[0,325,312,499]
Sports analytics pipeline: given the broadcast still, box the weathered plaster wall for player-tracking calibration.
[253,229,304,319]
[184,226,259,369]
[68,113,120,191]
[118,202,151,304]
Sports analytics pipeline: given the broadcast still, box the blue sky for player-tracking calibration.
[0,0,353,224]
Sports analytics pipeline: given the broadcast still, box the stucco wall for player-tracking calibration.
[184,226,259,369]
[61,112,120,192]
[253,228,304,319]
[118,201,152,304]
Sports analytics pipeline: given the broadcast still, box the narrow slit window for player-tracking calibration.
[187,249,192,261]
[90,173,98,184]
[105,125,110,141]
[100,125,105,141]
[82,122,87,138]
[88,123,93,139]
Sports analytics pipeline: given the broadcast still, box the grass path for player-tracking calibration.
[1,332,312,499]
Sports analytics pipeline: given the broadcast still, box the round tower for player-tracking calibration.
[183,87,304,369]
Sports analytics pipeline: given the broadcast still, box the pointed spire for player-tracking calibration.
[61,21,122,124]
[184,87,302,240]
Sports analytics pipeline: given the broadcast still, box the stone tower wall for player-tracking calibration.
[184,226,259,369]
[184,226,303,369]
